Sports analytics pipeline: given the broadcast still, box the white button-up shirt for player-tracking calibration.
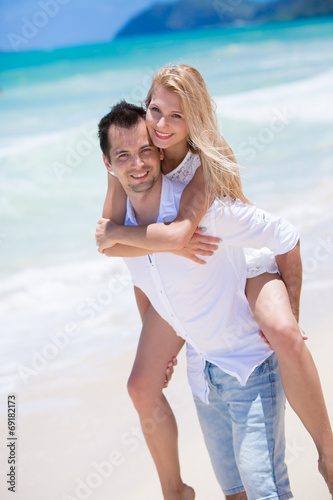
[124,176,300,403]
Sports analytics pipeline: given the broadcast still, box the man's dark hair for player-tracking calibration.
[98,100,146,158]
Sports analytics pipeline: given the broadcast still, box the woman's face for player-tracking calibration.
[146,85,188,151]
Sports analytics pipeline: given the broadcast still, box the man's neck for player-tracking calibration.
[128,176,162,225]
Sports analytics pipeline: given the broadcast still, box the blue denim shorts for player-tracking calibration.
[193,353,293,500]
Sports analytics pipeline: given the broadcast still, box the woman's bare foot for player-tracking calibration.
[318,456,333,498]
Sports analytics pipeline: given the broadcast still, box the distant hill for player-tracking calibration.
[116,0,333,38]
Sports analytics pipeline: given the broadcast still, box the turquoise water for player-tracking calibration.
[1,18,333,388]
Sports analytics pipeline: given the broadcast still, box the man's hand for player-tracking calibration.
[171,227,221,264]
[95,218,119,253]
[259,326,308,350]
[164,356,178,388]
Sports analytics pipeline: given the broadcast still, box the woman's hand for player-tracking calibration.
[95,218,119,253]
[171,227,221,264]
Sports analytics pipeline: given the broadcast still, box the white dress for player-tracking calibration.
[165,150,278,278]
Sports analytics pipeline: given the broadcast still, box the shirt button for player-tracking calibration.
[160,290,163,293]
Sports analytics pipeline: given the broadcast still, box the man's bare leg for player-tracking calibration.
[226,493,247,500]
[246,273,333,497]
[128,303,195,500]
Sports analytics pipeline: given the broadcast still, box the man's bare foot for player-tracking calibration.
[226,492,247,500]
[181,484,195,500]
[318,456,333,498]
[165,484,195,500]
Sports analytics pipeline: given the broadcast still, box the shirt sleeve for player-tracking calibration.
[215,201,300,256]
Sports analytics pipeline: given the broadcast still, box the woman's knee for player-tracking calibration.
[266,321,304,352]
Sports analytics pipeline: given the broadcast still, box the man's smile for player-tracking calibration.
[131,171,149,179]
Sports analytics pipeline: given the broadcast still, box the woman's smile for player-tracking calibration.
[153,130,174,140]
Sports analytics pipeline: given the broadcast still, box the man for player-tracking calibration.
[96,101,300,500]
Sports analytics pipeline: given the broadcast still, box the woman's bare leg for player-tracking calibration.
[128,301,194,500]
[246,273,333,497]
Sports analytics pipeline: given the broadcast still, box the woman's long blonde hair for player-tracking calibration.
[145,64,249,204]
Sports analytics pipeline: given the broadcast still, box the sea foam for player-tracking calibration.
[215,69,333,124]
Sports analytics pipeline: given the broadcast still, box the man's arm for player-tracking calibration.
[102,173,127,223]
[103,245,156,258]
[275,240,302,322]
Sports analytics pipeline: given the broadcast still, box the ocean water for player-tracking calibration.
[1,18,333,394]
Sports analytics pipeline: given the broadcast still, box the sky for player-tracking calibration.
[0,0,276,53]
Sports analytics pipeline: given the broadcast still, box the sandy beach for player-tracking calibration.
[1,278,333,500]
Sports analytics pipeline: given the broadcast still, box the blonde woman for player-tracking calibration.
[96,65,333,499]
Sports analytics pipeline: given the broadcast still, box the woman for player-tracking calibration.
[96,65,333,499]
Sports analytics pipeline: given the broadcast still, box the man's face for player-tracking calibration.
[104,119,162,194]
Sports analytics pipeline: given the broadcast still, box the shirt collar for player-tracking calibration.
[126,197,137,226]
[158,175,179,223]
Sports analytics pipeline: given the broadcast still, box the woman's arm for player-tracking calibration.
[98,166,215,253]
[102,227,218,264]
